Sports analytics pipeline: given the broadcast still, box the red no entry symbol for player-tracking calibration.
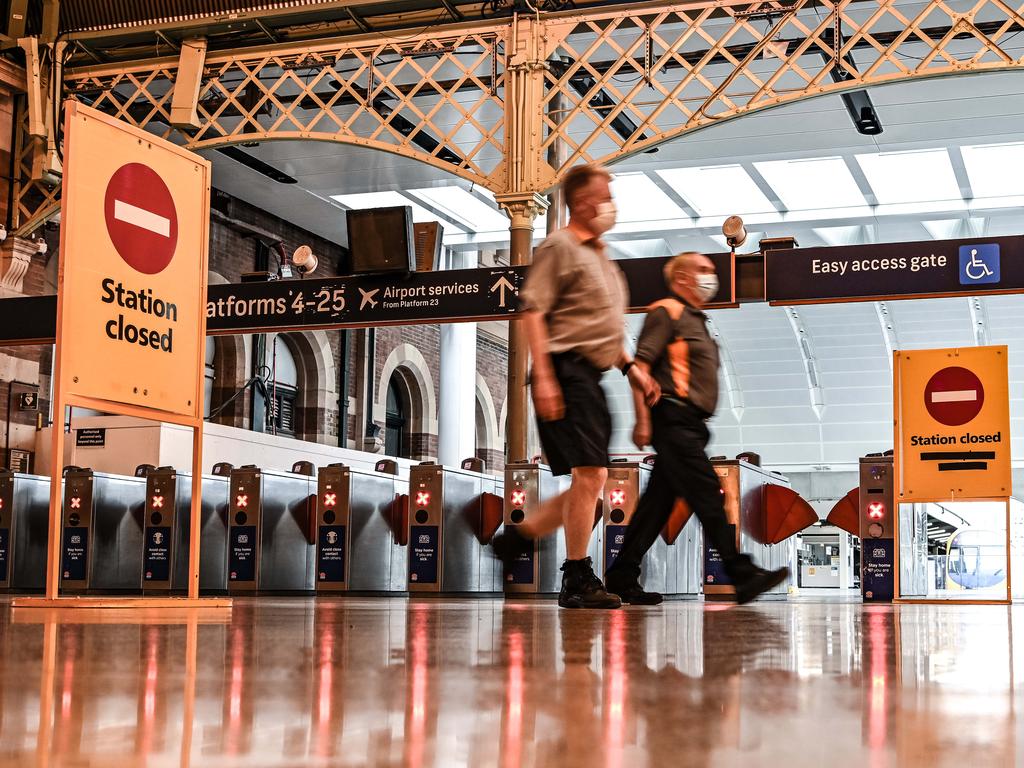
[925,366,985,426]
[104,163,179,274]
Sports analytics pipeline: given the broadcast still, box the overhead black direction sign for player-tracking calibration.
[766,235,1024,304]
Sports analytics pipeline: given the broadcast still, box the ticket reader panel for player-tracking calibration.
[7,472,58,591]
[316,463,408,593]
[60,468,147,593]
[602,461,671,592]
[228,466,316,593]
[407,462,502,593]
[0,470,14,588]
[860,454,895,602]
[704,460,795,599]
[142,467,232,593]
[502,462,591,595]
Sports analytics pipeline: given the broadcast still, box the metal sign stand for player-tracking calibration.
[13,103,229,613]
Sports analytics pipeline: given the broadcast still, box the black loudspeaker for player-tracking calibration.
[346,206,416,275]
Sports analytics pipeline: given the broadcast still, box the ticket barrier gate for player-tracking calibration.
[0,469,50,591]
[702,457,813,600]
[407,461,504,594]
[600,459,704,598]
[141,463,234,594]
[227,462,317,593]
[501,461,602,595]
[315,459,409,593]
[60,466,150,593]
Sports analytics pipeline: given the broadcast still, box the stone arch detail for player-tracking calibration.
[375,343,438,459]
[267,329,338,444]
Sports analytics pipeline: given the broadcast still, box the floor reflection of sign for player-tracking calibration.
[144,526,171,582]
[318,525,346,583]
[409,525,438,584]
[229,525,257,582]
[862,538,894,602]
[17,392,37,410]
[62,528,88,582]
[896,346,1010,501]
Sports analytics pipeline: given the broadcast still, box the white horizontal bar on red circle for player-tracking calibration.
[113,199,171,237]
[931,389,978,403]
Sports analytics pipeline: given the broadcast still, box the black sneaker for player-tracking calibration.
[490,527,533,568]
[559,558,622,609]
[733,566,790,605]
[608,582,664,606]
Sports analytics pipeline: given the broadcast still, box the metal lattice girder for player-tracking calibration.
[540,0,1024,174]
[12,0,1024,231]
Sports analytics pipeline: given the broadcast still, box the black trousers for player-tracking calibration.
[605,399,753,587]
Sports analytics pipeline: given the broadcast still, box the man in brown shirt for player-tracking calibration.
[491,163,658,609]
[603,251,789,605]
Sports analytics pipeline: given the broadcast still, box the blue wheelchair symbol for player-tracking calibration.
[959,243,1000,285]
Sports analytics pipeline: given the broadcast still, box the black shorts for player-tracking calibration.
[535,352,611,476]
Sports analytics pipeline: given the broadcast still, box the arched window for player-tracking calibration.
[475,397,487,463]
[268,336,299,436]
[385,373,411,459]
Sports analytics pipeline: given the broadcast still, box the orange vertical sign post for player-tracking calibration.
[14,102,229,609]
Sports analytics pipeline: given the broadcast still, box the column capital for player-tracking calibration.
[494,192,549,230]
[0,235,39,297]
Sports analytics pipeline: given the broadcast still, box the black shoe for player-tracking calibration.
[558,558,622,609]
[733,566,790,605]
[490,527,533,568]
[609,583,663,606]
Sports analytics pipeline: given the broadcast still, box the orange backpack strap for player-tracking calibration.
[647,298,684,321]
[645,299,690,399]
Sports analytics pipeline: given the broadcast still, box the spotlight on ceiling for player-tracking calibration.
[841,90,883,136]
[722,215,747,250]
[292,245,318,277]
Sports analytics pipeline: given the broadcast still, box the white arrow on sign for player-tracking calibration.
[490,275,517,308]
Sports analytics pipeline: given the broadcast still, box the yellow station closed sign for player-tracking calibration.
[894,346,1011,501]
[57,102,210,419]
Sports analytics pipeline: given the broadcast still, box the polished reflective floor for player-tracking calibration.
[0,596,1021,767]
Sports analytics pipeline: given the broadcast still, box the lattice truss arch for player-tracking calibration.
[12,0,1024,232]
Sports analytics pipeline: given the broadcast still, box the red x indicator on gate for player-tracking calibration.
[151,495,164,509]
[323,493,337,507]
[609,489,626,508]
[415,492,431,508]
[510,489,526,507]
[70,497,81,509]
[236,495,248,508]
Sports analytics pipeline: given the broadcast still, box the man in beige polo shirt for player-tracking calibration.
[491,163,658,609]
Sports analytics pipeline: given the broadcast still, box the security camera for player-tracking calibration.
[722,215,747,250]
[36,239,48,255]
[292,245,318,276]
[0,226,7,243]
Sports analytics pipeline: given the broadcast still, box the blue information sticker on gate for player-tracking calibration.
[318,525,346,583]
[144,526,172,582]
[0,528,8,583]
[62,527,88,582]
[508,544,535,585]
[229,525,257,582]
[409,525,439,584]
[704,524,736,586]
[604,524,628,572]
[862,537,894,602]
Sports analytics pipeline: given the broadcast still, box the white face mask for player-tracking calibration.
[695,273,719,303]
[590,201,617,235]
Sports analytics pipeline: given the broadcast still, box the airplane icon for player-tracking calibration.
[359,288,380,310]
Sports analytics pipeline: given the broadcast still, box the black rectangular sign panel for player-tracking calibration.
[0,254,735,344]
[75,428,106,447]
[766,235,1024,304]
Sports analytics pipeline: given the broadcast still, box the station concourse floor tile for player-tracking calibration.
[0,596,1021,767]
